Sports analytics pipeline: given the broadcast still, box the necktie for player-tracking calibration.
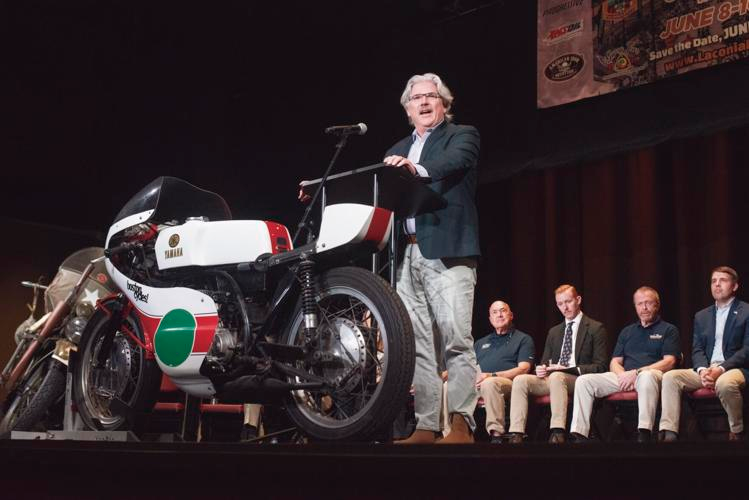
[559,321,573,367]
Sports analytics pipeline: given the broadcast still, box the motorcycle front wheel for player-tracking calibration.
[280,266,415,441]
[0,356,66,434]
[72,303,161,431]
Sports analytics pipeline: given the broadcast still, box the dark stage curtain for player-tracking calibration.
[474,123,749,367]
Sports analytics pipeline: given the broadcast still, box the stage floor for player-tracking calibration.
[0,437,746,498]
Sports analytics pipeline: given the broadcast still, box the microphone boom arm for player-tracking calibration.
[293,134,350,245]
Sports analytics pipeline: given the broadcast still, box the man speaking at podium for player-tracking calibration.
[384,73,481,444]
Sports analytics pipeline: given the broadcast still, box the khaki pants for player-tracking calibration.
[659,368,746,434]
[509,372,577,433]
[570,370,664,437]
[442,377,513,435]
[478,377,514,435]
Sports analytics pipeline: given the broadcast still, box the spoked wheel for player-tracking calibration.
[281,266,414,441]
[0,355,66,434]
[72,303,161,431]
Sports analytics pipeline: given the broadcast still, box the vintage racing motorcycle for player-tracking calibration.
[0,247,116,433]
[71,176,415,441]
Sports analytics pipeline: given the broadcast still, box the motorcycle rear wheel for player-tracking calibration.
[72,304,161,431]
[280,266,415,441]
[0,356,66,433]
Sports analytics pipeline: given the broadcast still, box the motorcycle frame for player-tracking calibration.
[0,257,105,405]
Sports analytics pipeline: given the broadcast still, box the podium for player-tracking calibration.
[299,162,446,286]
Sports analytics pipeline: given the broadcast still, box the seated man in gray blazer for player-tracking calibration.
[659,266,749,442]
[507,284,608,444]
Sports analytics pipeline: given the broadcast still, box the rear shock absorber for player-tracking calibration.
[298,259,318,339]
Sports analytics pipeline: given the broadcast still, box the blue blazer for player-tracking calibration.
[691,299,749,379]
[385,122,480,260]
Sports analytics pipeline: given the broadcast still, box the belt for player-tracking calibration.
[406,234,418,244]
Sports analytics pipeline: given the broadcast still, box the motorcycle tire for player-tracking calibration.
[280,266,415,441]
[0,357,66,434]
[72,303,161,431]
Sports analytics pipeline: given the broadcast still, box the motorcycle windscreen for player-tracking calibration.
[113,176,232,225]
[44,247,117,313]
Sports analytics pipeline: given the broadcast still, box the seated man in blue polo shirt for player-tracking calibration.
[570,286,681,442]
[470,300,535,443]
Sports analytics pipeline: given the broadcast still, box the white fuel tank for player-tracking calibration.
[155,219,292,270]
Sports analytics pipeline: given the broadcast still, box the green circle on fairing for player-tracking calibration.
[154,309,196,367]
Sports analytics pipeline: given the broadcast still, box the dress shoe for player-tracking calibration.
[394,429,439,444]
[729,431,745,442]
[636,429,652,443]
[548,429,566,444]
[508,433,524,444]
[438,414,474,444]
[569,432,590,443]
[658,430,678,443]
[489,434,503,444]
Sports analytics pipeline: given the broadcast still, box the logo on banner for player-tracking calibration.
[602,0,637,22]
[543,20,584,45]
[544,54,585,82]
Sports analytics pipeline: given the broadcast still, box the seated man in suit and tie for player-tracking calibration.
[462,300,534,444]
[507,284,608,444]
[659,266,749,442]
[570,286,680,443]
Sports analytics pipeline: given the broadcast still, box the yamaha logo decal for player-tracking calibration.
[165,248,183,259]
[169,234,180,248]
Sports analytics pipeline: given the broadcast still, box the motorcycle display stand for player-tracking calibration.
[10,429,138,442]
[299,162,447,286]
[8,370,140,442]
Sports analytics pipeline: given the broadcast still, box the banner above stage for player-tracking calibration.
[537,0,749,108]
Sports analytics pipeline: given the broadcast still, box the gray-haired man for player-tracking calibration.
[385,73,481,444]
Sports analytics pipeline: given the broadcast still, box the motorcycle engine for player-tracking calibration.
[206,326,237,366]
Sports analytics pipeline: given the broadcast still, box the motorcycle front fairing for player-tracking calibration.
[105,177,234,397]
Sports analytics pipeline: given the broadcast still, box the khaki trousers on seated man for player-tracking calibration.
[442,375,514,437]
[570,369,666,437]
[509,372,578,439]
[659,368,746,437]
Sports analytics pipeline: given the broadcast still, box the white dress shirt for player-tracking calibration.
[404,123,441,235]
[710,298,734,366]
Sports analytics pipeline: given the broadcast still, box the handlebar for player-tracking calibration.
[104,242,140,258]
[20,281,48,290]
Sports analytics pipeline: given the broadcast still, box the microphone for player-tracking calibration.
[324,123,368,135]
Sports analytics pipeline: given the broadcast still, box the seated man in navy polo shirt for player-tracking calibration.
[466,300,535,443]
[570,286,681,442]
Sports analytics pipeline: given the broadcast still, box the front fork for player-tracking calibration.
[95,296,131,369]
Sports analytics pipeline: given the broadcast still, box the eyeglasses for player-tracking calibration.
[409,92,441,102]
